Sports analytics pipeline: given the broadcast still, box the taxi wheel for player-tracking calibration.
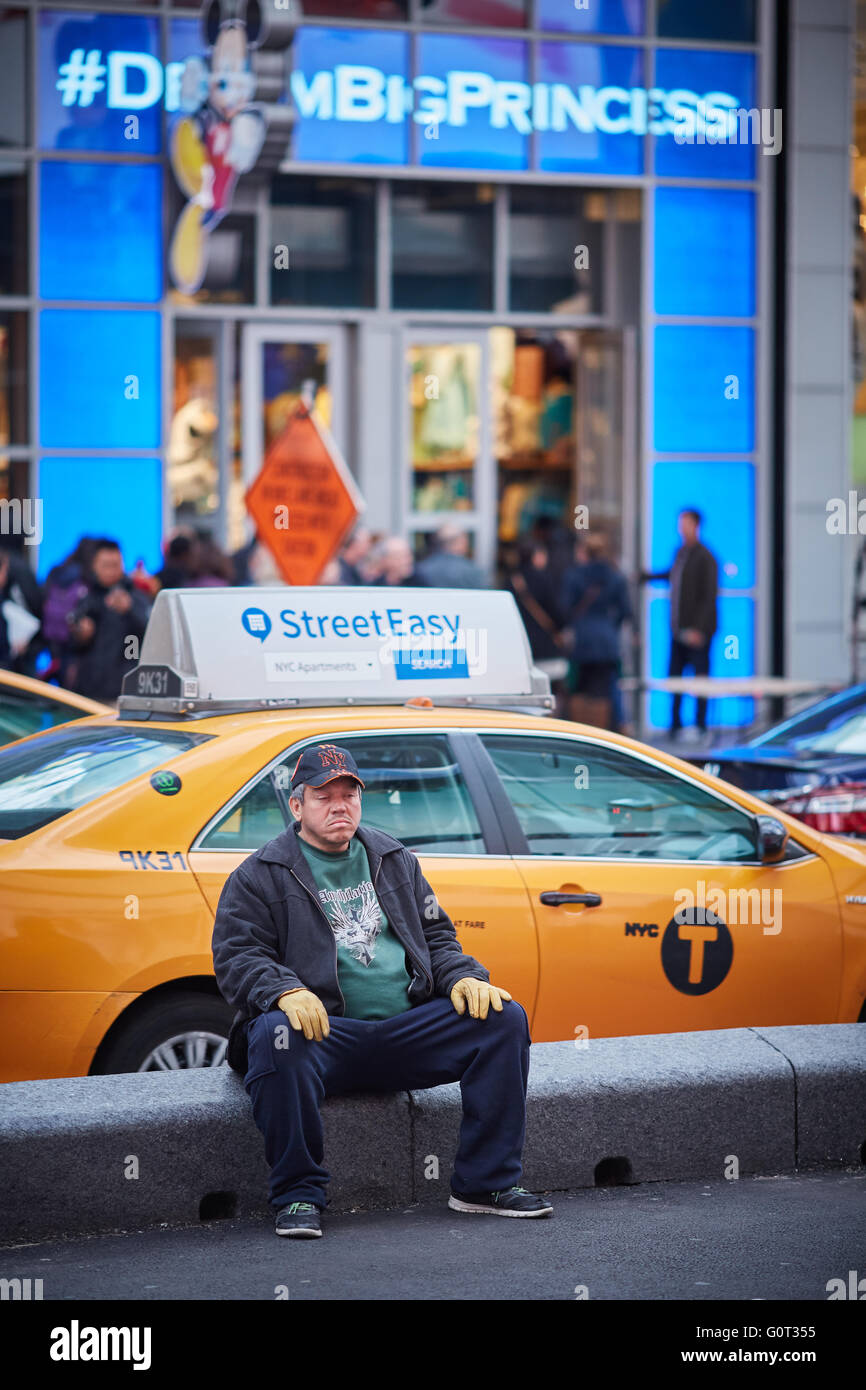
[92,994,234,1074]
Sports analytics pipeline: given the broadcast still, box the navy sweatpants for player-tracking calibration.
[243,995,532,1211]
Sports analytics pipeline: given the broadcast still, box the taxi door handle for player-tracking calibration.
[539,891,602,908]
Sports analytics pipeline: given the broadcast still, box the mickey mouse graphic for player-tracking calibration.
[169,0,267,295]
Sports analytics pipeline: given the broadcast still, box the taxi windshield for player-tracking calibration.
[0,726,209,839]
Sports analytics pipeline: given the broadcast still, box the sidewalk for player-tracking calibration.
[2,1024,863,1246]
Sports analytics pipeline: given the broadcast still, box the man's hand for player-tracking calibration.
[450,977,512,1020]
[105,587,132,615]
[681,628,705,647]
[276,987,330,1041]
[72,616,95,643]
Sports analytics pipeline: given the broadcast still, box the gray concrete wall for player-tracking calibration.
[1,1024,863,1245]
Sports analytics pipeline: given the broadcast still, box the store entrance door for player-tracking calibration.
[402,325,634,593]
[241,323,349,494]
[402,329,493,578]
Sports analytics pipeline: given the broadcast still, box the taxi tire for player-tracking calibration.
[91,993,234,1075]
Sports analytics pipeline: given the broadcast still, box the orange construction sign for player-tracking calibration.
[245,404,363,586]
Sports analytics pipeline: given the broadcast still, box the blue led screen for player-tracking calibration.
[37,457,163,580]
[648,595,755,728]
[654,49,757,180]
[38,10,162,154]
[538,0,645,35]
[654,187,755,318]
[536,42,644,175]
[40,162,162,302]
[418,34,529,170]
[290,28,410,165]
[654,326,754,454]
[40,310,161,449]
[650,461,755,588]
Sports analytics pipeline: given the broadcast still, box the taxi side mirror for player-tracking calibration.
[755,814,789,862]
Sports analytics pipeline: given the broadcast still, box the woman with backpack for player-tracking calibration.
[40,537,98,689]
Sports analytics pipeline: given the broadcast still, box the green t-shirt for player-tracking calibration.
[295,832,413,1021]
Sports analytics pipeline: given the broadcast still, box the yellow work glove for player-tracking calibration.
[450,977,512,1020]
[276,987,330,1041]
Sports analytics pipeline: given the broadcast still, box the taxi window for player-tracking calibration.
[0,688,89,746]
[282,734,485,854]
[479,734,758,862]
[0,725,208,839]
[198,774,285,851]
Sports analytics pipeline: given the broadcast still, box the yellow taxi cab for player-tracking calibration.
[1,585,864,1082]
[0,668,107,746]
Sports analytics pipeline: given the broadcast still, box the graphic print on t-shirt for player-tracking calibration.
[319,880,384,967]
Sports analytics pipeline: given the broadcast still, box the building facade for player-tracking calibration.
[0,0,854,726]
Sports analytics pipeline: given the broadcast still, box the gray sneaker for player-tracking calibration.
[275,1201,322,1238]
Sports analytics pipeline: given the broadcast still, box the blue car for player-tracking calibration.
[692,685,866,838]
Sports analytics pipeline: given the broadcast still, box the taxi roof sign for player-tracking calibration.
[118,586,553,717]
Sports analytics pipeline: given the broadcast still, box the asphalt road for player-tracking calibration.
[3,1169,864,1302]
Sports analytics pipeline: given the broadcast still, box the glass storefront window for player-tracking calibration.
[171,325,220,528]
[392,182,493,309]
[0,313,28,447]
[493,327,575,576]
[508,186,603,315]
[408,340,480,514]
[612,188,641,325]
[0,163,27,296]
[270,176,376,308]
[0,10,27,147]
[656,0,756,43]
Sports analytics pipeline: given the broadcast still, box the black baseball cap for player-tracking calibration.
[290,743,365,792]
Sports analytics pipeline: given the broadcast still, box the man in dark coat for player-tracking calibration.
[643,507,718,739]
[67,538,151,703]
[0,545,43,677]
[211,742,553,1238]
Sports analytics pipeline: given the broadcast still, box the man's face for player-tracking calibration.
[92,548,124,587]
[290,776,362,851]
[678,512,698,544]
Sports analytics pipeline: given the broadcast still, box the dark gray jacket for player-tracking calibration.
[212,820,491,1074]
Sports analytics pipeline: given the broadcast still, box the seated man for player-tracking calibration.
[212,741,553,1238]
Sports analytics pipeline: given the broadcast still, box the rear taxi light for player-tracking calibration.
[777,783,866,836]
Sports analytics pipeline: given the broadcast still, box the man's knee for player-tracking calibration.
[478,998,530,1042]
[246,1008,317,1081]
[505,999,531,1040]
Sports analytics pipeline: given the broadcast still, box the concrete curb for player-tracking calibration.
[1,1024,863,1244]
